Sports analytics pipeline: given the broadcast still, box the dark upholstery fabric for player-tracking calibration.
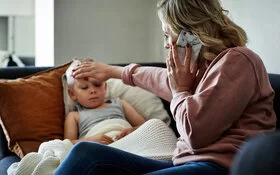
[268,74,280,128]
[0,66,51,79]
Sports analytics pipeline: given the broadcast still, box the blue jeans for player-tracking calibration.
[54,142,228,175]
[230,131,280,175]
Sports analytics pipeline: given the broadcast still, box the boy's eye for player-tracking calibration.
[80,86,88,90]
[93,83,102,87]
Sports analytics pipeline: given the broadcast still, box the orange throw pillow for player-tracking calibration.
[0,62,70,158]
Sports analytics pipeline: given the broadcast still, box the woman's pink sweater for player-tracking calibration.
[121,47,276,168]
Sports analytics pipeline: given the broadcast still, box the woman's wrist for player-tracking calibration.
[109,65,123,79]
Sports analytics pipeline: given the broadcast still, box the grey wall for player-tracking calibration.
[54,0,165,65]
[0,17,8,50]
[4,0,278,73]
[221,0,280,74]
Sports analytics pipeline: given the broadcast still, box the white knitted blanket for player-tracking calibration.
[110,119,177,160]
[7,139,73,175]
[7,119,177,175]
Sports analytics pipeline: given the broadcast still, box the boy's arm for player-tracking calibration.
[64,111,79,143]
[121,99,145,127]
[116,100,146,140]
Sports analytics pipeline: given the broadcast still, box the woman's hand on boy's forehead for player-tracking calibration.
[72,61,93,77]
[72,60,111,82]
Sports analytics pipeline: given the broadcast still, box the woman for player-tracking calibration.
[54,0,276,174]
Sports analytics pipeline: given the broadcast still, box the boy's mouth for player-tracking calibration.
[88,97,98,101]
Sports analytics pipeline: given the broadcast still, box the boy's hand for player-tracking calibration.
[115,127,138,140]
[88,133,114,145]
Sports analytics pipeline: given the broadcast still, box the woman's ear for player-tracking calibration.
[68,88,77,101]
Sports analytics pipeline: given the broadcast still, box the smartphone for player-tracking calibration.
[175,30,202,65]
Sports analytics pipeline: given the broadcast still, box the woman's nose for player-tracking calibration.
[165,40,175,49]
[165,43,170,49]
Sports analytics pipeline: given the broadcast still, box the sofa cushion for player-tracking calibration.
[0,62,70,158]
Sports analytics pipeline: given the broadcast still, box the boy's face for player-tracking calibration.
[68,79,107,109]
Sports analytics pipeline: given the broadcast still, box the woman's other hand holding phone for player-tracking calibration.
[166,43,198,96]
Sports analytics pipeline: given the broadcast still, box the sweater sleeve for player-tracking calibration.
[170,50,258,149]
[121,64,173,102]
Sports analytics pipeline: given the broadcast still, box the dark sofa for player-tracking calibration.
[0,63,279,174]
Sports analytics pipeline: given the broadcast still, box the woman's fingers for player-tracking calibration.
[184,43,192,72]
[72,66,93,78]
[166,59,170,72]
[77,60,94,67]
[74,63,93,72]
[171,44,180,68]
[72,61,101,78]
[75,62,94,70]
[166,42,198,94]
[166,49,173,72]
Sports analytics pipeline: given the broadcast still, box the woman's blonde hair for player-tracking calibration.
[157,0,247,60]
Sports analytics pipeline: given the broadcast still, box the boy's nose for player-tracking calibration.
[89,87,96,93]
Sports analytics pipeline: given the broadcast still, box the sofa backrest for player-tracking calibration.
[0,65,279,128]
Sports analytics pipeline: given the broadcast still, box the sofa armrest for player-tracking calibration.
[0,126,9,160]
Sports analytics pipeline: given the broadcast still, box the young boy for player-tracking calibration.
[65,59,145,145]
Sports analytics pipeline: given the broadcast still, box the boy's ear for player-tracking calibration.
[68,88,77,101]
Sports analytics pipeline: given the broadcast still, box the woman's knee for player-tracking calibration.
[231,131,280,175]
[70,142,104,155]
